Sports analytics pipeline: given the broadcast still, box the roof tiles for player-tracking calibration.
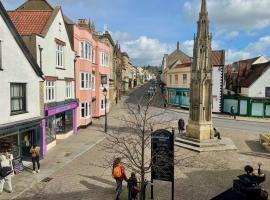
[8,11,52,36]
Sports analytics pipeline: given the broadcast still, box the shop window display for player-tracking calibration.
[46,116,57,144]
[0,134,20,158]
[46,110,73,143]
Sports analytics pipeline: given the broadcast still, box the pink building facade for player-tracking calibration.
[72,19,110,128]
[94,41,110,118]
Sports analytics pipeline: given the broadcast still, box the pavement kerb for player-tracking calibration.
[10,135,107,200]
[169,108,270,123]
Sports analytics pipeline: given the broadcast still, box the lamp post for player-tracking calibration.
[103,87,108,133]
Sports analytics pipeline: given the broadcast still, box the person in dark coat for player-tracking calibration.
[127,172,139,200]
[178,118,185,134]
[230,106,236,119]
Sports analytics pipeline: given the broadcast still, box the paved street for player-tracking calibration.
[2,83,270,200]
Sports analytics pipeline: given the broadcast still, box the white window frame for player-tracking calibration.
[81,102,91,119]
[56,44,64,67]
[80,41,93,62]
[65,81,72,99]
[80,72,91,90]
[100,52,109,67]
[45,81,56,102]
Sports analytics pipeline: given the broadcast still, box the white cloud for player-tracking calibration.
[182,40,194,56]
[247,36,270,52]
[225,35,270,64]
[111,32,173,66]
[226,49,251,64]
[224,31,239,41]
[183,0,270,30]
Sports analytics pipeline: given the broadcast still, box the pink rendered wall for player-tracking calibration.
[95,40,110,117]
[74,25,94,127]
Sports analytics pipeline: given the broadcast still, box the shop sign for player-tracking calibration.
[46,102,77,116]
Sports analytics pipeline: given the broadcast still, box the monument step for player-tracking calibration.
[174,137,238,152]
[175,137,224,148]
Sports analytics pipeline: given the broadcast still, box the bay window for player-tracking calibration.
[80,72,91,89]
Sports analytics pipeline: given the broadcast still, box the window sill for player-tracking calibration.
[56,67,66,70]
[81,116,91,120]
[11,111,28,116]
[45,100,56,103]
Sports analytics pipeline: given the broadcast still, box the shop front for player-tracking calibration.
[167,88,190,108]
[0,117,43,160]
[42,100,78,155]
[223,95,270,118]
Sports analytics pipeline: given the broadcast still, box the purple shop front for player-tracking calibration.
[42,101,78,156]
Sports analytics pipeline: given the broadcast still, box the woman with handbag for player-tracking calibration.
[0,149,14,193]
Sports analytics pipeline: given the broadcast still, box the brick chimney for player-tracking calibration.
[78,19,89,28]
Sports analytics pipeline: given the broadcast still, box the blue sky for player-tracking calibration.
[2,0,270,66]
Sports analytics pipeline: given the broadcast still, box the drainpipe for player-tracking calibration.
[74,55,80,100]
[38,45,43,70]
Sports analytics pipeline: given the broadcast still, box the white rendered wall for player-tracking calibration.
[212,66,223,113]
[35,10,75,103]
[0,15,41,124]
[247,67,270,98]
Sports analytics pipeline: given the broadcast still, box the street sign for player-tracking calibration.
[151,129,174,182]
[151,129,175,200]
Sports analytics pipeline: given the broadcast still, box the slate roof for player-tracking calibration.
[167,49,192,67]
[240,61,270,87]
[8,10,52,36]
[16,0,54,11]
[0,1,43,77]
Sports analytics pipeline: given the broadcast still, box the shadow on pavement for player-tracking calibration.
[245,140,269,153]
[210,188,244,200]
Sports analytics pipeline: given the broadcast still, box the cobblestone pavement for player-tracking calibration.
[3,84,270,200]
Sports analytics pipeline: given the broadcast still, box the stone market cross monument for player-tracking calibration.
[176,0,237,152]
[186,0,213,140]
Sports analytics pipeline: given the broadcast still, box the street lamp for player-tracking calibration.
[103,87,108,133]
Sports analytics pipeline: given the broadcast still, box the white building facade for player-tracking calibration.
[9,3,77,155]
[0,2,44,160]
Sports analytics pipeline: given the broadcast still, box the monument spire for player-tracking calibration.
[201,0,207,14]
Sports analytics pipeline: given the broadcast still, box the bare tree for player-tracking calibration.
[98,94,187,200]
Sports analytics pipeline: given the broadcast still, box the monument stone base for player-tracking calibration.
[186,121,213,140]
[175,135,237,152]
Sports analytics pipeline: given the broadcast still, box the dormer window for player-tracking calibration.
[0,40,2,70]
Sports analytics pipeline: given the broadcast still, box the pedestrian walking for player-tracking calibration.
[178,118,185,134]
[0,149,14,194]
[127,172,140,200]
[30,144,40,174]
[112,158,127,200]
[230,106,236,119]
